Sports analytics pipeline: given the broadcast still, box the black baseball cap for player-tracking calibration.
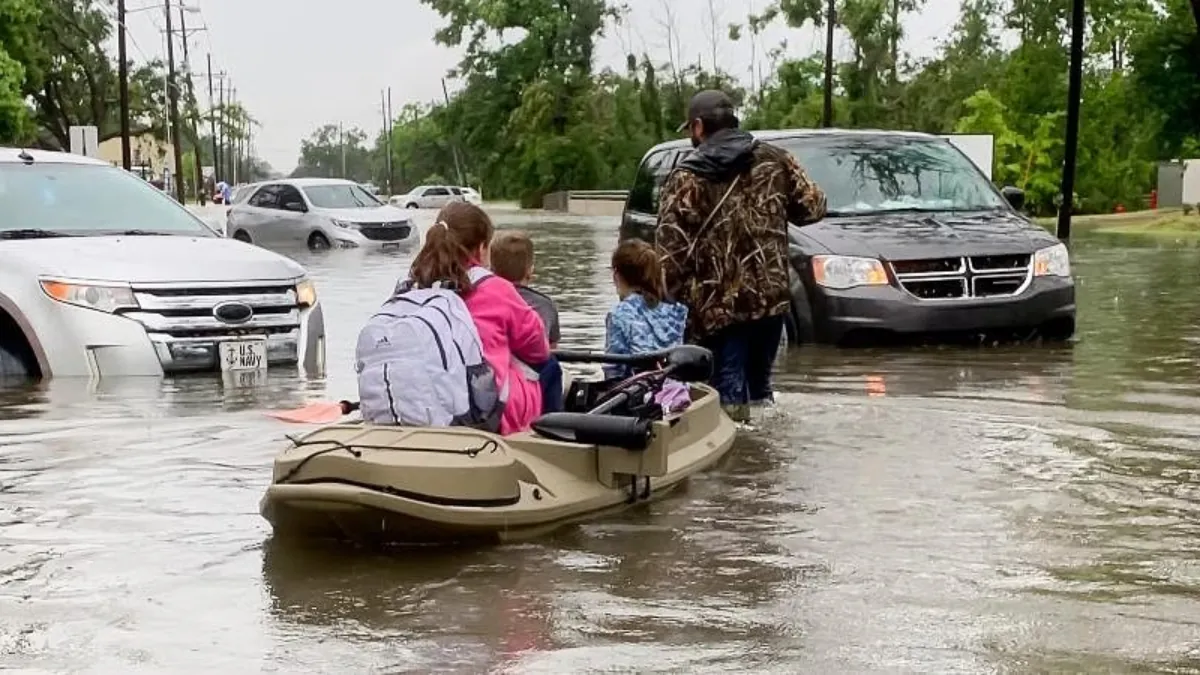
[676,90,736,133]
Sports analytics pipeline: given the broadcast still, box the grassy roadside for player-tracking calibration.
[1034,208,1200,238]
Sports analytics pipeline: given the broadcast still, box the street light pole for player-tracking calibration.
[1056,0,1085,241]
[177,3,205,204]
[164,0,186,202]
[117,0,131,170]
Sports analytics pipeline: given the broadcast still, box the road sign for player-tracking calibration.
[68,126,99,158]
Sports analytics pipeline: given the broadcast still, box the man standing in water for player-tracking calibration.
[655,90,828,422]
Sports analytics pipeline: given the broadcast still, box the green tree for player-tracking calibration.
[0,0,38,143]
[19,0,168,149]
[293,124,373,182]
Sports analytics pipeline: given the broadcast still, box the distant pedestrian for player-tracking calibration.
[655,90,828,422]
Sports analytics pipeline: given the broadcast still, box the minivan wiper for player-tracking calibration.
[110,229,172,236]
[0,228,75,240]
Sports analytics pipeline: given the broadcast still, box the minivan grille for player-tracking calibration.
[890,254,1032,300]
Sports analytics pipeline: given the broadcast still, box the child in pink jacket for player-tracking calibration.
[412,202,552,434]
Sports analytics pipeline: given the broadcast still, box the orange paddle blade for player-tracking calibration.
[265,401,346,424]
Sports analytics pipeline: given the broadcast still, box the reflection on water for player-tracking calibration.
[2,212,1200,672]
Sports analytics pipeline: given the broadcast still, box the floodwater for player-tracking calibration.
[3,211,1200,673]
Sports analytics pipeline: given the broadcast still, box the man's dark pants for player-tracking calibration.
[698,314,785,411]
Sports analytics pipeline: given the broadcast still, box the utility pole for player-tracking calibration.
[386,87,394,196]
[216,77,226,183]
[177,3,205,204]
[206,54,219,185]
[1056,0,1085,241]
[230,85,239,184]
[246,124,254,180]
[339,122,347,178]
[117,0,131,170]
[164,0,186,202]
[380,89,394,194]
[822,0,835,128]
[441,78,465,186]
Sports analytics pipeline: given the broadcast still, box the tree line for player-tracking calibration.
[0,0,271,191]
[301,0,1195,215]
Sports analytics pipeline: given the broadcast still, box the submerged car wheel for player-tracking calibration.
[0,342,33,380]
[785,296,816,346]
[406,202,419,209]
[1040,317,1076,342]
[308,232,332,251]
[232,230,252,243]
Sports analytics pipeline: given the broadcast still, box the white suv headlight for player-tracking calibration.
[1033,243,1071,277]
[40,279,139,313]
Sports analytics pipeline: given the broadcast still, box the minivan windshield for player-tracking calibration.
[0,162,216,237]
[775,135,1007,216]
[302,183,383,209]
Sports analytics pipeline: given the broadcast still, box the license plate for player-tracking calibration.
[381,242,401,251]
[219,339,267,372]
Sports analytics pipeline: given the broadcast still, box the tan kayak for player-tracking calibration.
[260,346,737,544]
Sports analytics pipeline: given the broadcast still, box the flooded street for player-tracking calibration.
[3,211,1200,673]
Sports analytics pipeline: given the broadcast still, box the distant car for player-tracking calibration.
[0,147,325,380]
[226,178,417,251]
[392,185,464,209]
[620,129,1076,346]
[458,187,482,205]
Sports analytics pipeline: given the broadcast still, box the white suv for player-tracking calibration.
[0,148,326,380]
[391,185,464,209]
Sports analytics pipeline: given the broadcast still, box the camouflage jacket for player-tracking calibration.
[655,130,827,341]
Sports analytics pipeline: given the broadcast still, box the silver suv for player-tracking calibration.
[0,148,326,379]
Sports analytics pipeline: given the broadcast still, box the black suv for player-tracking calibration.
[619,129,1076,346]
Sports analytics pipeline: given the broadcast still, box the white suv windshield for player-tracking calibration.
[777,136,1007,216]
[0,162,214,237]
[302,183,383,209]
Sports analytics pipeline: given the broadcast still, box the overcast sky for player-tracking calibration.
[123,0,959,173]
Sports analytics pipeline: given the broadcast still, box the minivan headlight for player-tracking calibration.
[1033,243,1071,277]
[40,279,139,313]
[811,255,889,290]
[295,278,317,307]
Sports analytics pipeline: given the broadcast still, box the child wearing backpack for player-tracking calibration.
[356,201,555,435]
[604,239,689,380]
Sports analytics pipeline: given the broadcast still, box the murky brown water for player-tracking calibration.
[3,212,1200,673]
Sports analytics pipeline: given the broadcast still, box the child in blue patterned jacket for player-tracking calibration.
[604,239,689,380]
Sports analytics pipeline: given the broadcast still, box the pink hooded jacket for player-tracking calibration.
[465,267,550,434]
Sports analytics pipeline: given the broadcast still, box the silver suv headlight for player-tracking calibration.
[39,279,139,313]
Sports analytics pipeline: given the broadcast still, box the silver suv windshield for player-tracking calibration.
[302,183,383,209]
[776,135,1007,216]
[0,162,215,237]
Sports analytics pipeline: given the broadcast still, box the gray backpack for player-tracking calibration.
[355,266,505,431]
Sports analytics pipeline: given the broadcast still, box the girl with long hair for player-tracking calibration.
[407,201,554,434]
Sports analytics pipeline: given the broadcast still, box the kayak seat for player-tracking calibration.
[530,413,653,450]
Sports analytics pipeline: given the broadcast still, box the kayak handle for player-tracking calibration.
[555,345,713,384]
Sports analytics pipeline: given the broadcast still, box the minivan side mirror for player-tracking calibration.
[1000,186,1025,211]
[283,201,307,213]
